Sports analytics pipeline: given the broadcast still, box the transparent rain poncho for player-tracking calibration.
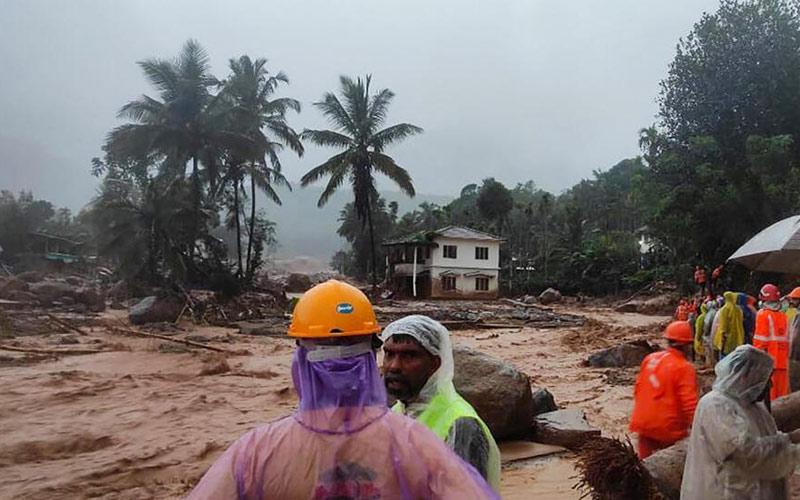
[185,341,500,500]
[681,345,800,500]
[381,315,501,492]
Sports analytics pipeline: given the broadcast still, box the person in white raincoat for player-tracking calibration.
[681,344,800,500]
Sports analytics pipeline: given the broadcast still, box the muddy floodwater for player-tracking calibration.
[1,305,798,499]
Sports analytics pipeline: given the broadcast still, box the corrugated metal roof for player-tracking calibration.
[435,225,503,241]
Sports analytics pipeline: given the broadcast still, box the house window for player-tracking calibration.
[425,247,431,259]
[443,245,457,259]
[416,247,424,262]
[442,276,457,291]
[475,246,489,260]
[476,277,489,291]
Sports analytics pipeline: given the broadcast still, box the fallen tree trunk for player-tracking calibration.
[0,344,106,355]
[643,391,800,499]
[106,325,231,353]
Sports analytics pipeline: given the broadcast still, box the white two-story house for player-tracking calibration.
[384,225,503,299]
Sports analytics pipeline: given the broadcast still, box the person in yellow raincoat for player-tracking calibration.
[694,301,708,359]
[713,291,745,358]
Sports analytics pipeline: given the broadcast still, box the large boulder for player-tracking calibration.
[452,345,534,440]
[129,296,184,325]
[586,340,658,368]
[0,277,31,299]
[14,271,44,283]
[539,288,562,305]
[285,273,313,293]
[74,287,106,312]
[533,409,601,449]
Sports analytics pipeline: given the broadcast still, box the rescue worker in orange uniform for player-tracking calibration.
[754,284,790,400]
[630,321,699,458]
[694,265,707,295]
[674,299,690,321]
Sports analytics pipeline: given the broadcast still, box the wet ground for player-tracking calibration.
[0,303,793,499]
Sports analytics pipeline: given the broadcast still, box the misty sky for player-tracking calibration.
[1,0,721,212]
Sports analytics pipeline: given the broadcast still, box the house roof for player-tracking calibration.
[383,225,504,246]
[434,225,503,242]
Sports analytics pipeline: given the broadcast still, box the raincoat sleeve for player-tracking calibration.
[411,423,500,500]
[185,431,252,500]
[699,400,798,481]
[676,363,698,428]
[447,417,490,480]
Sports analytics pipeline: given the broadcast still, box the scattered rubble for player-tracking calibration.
[533,409,601,449]
[562,318,664,352]
[130,296,183,325]
[586,340,659,368]
[452,345,534,440]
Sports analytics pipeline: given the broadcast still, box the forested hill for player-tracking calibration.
[265,184,451,260]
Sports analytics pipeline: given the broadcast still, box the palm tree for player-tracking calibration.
[301,75,422,288]
[107,40,244,255]
[223,56,303,279]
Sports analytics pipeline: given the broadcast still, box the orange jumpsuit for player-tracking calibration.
[630,348,698,458]
[754,309,790,400]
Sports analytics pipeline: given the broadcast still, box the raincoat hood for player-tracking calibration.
[715,291,746,354]
[712,345,774,403]
[381,315,456,414]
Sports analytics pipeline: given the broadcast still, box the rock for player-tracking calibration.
[586,340,658,368]
[533,409,601,449]
[511,308,529,320]
[539,288,562,305]
[523,295,538,305]
[452,345,534,440]
[65,276,85,287]
[108,280,128,302]
[285,273,313,293]
[14,271,44,283]
[57,336,80,345]
[643,440,687,500]
[29,281,74,305]
[614,302,639,313]
[4,290,37,303]
[0,277,30,298]
[129,296,184,325]
[532,387,558,415]
[74,287,106,312]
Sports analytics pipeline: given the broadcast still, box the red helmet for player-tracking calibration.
[760,284,780,302]
[664,321,693,343]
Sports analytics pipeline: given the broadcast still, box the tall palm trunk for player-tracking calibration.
[365,189,378,292]
[246,173,257,279]
[233,178,243,278]
[191,155,201,257]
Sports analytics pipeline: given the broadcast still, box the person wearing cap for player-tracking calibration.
[754,284,790,400]
[381,315,501,491]
[681,345,800,500]
[185,281,499,500]
[629,321,699,458]
[785,286,800,324]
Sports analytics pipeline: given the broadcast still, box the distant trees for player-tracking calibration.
[642,0,800,272]
[91,41,299,287]
[301,75,422,288]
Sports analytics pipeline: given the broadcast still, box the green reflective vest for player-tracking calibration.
[392,389,501,492]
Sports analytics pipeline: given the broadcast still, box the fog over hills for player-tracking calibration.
[265,184,452,261]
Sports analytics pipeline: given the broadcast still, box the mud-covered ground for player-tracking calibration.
[0,304,795,499]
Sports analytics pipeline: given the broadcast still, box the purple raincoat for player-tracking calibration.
[185,346,499,500]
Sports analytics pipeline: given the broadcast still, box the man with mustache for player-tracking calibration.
[381,315,500,492]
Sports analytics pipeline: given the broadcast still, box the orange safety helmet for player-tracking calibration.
[788,287,800,300]
[664,321,693,343]
[288,280,381,338]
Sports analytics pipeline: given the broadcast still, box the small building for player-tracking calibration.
[384,225,503,299]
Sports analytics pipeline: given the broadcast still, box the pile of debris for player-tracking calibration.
[561,318,664,352]
[614,281,678,316]
[373,299,585,330]
[0,272,105,313]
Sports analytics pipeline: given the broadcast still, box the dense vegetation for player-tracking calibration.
[4,0,800,297]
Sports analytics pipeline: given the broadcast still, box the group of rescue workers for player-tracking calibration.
[633,283,800,499]
[183,279,800,500]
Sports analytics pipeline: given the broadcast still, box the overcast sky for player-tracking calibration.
[1,0,721,212]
